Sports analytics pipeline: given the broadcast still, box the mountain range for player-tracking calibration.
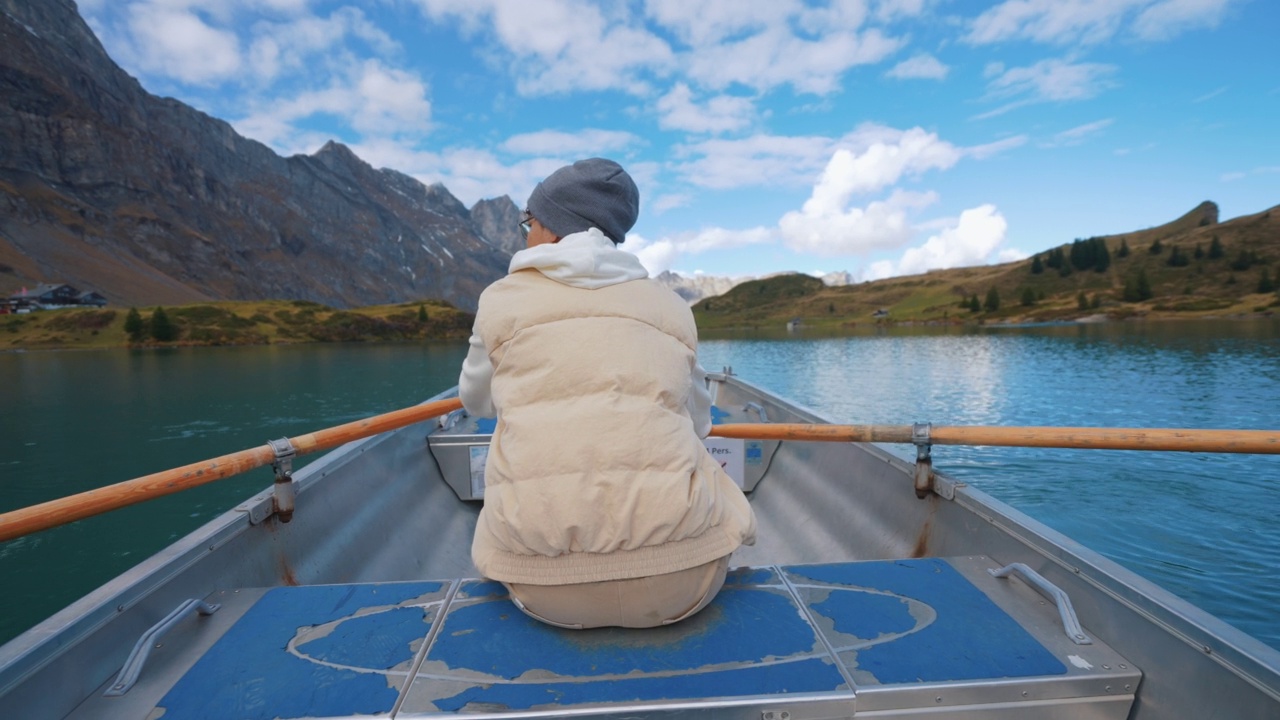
[0,0,524,311]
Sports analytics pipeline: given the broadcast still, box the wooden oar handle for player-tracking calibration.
[0,397,463,543]
[710,423,1280,454]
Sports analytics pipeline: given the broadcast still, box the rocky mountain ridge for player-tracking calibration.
[0,0,517,310]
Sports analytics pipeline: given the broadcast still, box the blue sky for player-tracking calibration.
[79,0,1278,280]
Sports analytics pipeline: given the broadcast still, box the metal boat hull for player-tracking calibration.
[1,373,1277,718]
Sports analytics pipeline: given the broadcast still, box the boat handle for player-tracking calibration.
[989,563,1092,645]
[104,598,221,696]
[744,402,770,423]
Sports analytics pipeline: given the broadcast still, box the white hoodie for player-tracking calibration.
[459,228,714,436]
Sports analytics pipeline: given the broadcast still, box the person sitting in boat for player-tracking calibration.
[458,158,756,629]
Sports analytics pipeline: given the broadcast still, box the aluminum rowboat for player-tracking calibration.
[0,372,1277,719]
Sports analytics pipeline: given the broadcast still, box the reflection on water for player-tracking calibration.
[699,319,1280,650]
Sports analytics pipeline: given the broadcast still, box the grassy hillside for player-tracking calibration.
[695,202,1280,330]
[1,299,472,351]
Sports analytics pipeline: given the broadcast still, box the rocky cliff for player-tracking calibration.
[0,0,512,310]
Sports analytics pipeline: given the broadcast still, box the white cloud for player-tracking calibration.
[121,3,243,84]
[782,189,938,256]
[965,0,1239,46]
[245,7,400,83]
[976,58,1117,118]
[235,60,431,148]
[683,25,904,95]
[651,193,693,213]
[875,0,930,23]
[896,205,1012,274]
[886,53,950,80]
[804,130,963,210]
[674,124,1020,190]
[500,129,641,156]
[414,0,674,95]
[625,227,775,275]
[656,84,756,134]
[864,205,1013,279]
[673,133,836,189]
[1133,0,1239,40]
[1042,118,1114,147]
[643,0,797,45]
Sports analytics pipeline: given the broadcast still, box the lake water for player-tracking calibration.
[2,320,1278,651]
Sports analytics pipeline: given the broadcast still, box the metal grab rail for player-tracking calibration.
[104,599,221,696]
[989,563,1092,645]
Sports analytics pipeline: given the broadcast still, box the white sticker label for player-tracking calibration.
[704,437,745,488]
[469,445,488,498]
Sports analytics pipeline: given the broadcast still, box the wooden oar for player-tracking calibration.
[3,401,1277,544]
[0,397,464,544]
[709,423,1280,454]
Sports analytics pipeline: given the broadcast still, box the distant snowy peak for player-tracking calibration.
[818,270,854,287]
[653,271,746,304]
[655,269,853,304]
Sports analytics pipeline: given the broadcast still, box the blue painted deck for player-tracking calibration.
[152,559,1072,718]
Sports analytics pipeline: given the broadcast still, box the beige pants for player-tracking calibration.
[504,555,730,630]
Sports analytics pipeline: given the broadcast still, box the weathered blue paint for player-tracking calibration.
[786,559,1067,684]
[724,566,779,586]
[154,582,443,720]
[710,405,731,424]
[473,417,497,433]
[432,657,848,712]
[431,581,823,680]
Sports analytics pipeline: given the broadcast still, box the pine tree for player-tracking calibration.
[1258,268,1277,294]
[1137,270,1153,301]
[1021,287,1036,306]
[124,307,144,341]
[1117,239,1130,258]
[1193,244,1204,260]
[149,307,177,342]
[1077,291,1089,310]
[1094,238,1110,272]
[1030,254,1044,274]
[1167,245,1190,267]
[1230,250,1257,271]
[1149,238,1164,255]
[969,294,981,312]
[417,305,428,323]
[1123,270,1153,302]
[984,287,1000,312]
[1209,235,1225,259]
[1091,294,1102,309]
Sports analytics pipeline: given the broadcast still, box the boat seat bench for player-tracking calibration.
[75,557,1141,719]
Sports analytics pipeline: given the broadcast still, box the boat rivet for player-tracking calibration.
[1102,664,1111,669]
[154,643,162,649]
[116,604,124,612]
[1203,645,1213,654]
[1105,685,1112,692]
[208,545,215,552]
[1125,684,1132,691]
[1021,691,1028,698]
[935,697,942,703]
[1119,664,1127,669]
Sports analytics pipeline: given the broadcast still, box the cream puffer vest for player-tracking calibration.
[470,269,756,585]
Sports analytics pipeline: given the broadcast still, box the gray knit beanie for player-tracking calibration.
[526,158,639,244]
